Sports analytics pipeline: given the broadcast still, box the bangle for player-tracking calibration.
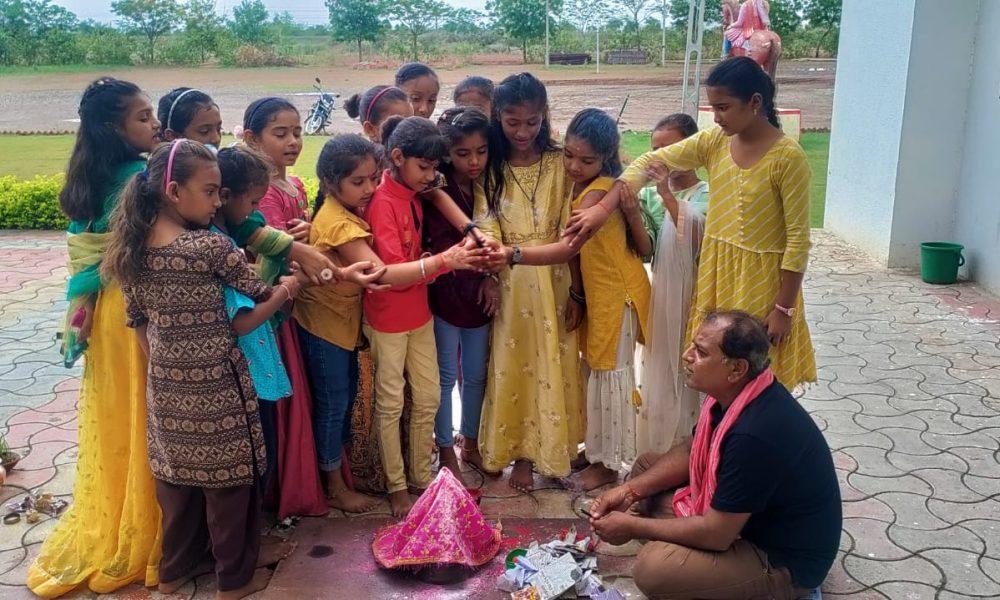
[595,201,611,215]
[569,288,586,306]
[419,258,427,280]
[462,221,477,236]
[435,254,445,273]
[275,284,290,303]
[623,482,641,504]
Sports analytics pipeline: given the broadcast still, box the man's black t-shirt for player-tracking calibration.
[708,380,842,589]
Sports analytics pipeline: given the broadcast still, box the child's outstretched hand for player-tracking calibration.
[342,261,390,291]
[286,219,311,243]
[443,237,491,270]
[289,242,337,285]
[619,183,642,218]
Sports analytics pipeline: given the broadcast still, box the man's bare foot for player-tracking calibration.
[576,462,619,491]
[389,490,413,517]
[256,540,295,567]
[215,568,272,600]
[457,436,486,472]
[158,558,214,594]
[508,460,534,493]
[438,446,467,486]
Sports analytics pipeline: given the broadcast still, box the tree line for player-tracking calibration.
[0,0,842,68]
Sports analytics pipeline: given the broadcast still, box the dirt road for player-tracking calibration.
[0,60,834,134]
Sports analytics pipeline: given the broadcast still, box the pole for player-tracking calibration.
[545,0,550,69]
[680,0,707,116]
[596,28,601,74]
[661,0,666,66]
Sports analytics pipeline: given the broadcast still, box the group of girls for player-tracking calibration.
[28,55,816,599]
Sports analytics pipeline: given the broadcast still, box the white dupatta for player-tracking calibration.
[638,200,706,453]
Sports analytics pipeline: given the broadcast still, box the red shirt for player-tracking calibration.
[363,171,432,333]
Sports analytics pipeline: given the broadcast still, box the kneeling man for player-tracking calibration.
[590,311,841,599]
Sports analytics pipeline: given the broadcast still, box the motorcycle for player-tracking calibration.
[304,77,339,135]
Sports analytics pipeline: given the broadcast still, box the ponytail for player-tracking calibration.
[103,172,160,285]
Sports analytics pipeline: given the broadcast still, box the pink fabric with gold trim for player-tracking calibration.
[372,468,502,569]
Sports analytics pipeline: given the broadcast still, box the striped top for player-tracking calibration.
[621,126,811,274]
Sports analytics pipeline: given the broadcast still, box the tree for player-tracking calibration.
[231,0,273,46]
[326,0,386,62]
[487,0,563,63]
[388,0,446,61]
[769,0,804,35]
[442,8,485,34]
[612,0,650,51]
[111,0,180,62]
[0,0,79,65]
[669,0,723,30]
[804,0,841,57]
[182,0,222,63]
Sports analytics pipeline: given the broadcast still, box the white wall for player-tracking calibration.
[825,0,916,263]
[826,0,989,274]
[954,0,1000,291]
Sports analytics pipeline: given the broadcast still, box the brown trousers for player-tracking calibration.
[628,452,807,600]
[155,480,261,592]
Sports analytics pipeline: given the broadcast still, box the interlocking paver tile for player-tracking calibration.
[848,473,932,498]
[922,548,1000,596]
[842,554,944,588]
[842,518,910,560]
[888,523,985,555]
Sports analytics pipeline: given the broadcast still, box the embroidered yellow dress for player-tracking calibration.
[573,176,651,472]
[28,164,161,597]
[474,151,585,477]
[621,127,816,388]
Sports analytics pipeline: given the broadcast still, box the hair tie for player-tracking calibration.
[365,87,395,123]
[139,169,149,181]
[165,139,185,193]
[166,88,202,132]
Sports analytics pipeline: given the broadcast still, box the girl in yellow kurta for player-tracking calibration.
[563,109,652,490]
[28,78,162,597]
[565,57,816,389]
[475,73,585,493]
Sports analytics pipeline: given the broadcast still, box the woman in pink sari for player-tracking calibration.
[725,0,771,54]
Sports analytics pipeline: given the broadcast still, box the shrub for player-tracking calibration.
[0,175,69,230]
[221,44,298,67]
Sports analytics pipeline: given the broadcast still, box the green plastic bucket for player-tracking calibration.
[920,242,965,284]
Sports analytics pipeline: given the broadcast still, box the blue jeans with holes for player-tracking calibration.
[432,317,490,448]
[298,324,357,471]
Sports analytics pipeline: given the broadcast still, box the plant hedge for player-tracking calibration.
[0,173,320,231]
[0,175,68,230]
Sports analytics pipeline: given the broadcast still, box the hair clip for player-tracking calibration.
[139,170,149,181]
[451,112,462,125]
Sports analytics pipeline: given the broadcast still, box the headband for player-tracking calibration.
[166,88,203,131]
[165,139,184,193]
[365,87,395,123]
[245,97,280,131]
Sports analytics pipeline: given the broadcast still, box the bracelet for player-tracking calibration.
[435,253,445,273]
[419,258,427,280]
[278,284,292,302]
[623,482,642,504]
[462,221,477,236]
[595,201,611,215]
[569,288,586,306]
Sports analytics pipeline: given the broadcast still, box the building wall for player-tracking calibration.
[826,0,994,282]
[825,0,916,263]
[954,0,1000,291]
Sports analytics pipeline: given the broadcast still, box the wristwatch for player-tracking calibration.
[509,246,523,267]
[774,303,797,318]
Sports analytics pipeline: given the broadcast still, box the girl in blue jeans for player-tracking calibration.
[427,107,497,484]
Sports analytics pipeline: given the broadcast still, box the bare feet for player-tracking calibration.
[215,568,272,600]
[457,435,486,472]
[256,540,296,567]
[508,460,534,493]
[323,468,379,513]
[438,446,468,486]
[389,490,413,518]
[157,558,213,594]
[575,462,619,491]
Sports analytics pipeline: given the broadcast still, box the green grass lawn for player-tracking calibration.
[0,130,830,227]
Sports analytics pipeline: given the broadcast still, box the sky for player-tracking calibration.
[54,0,489,25]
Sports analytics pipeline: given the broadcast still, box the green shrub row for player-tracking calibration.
[0,175,68,230]
[0,173,320,231]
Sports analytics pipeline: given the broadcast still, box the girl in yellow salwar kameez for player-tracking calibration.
[28,78,163,598]
[565,57,816,390]
[476,73,585,493]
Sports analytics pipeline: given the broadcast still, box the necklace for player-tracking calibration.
[506,158,545,231]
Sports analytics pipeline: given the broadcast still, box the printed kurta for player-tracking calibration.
[122,230,270,488]
[621,126,816,388]
[474,151,585,477]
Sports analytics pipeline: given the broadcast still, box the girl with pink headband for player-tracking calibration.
[344,85,412,143]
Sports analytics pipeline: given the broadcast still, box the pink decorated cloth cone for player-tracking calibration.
[372,468,502,569]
